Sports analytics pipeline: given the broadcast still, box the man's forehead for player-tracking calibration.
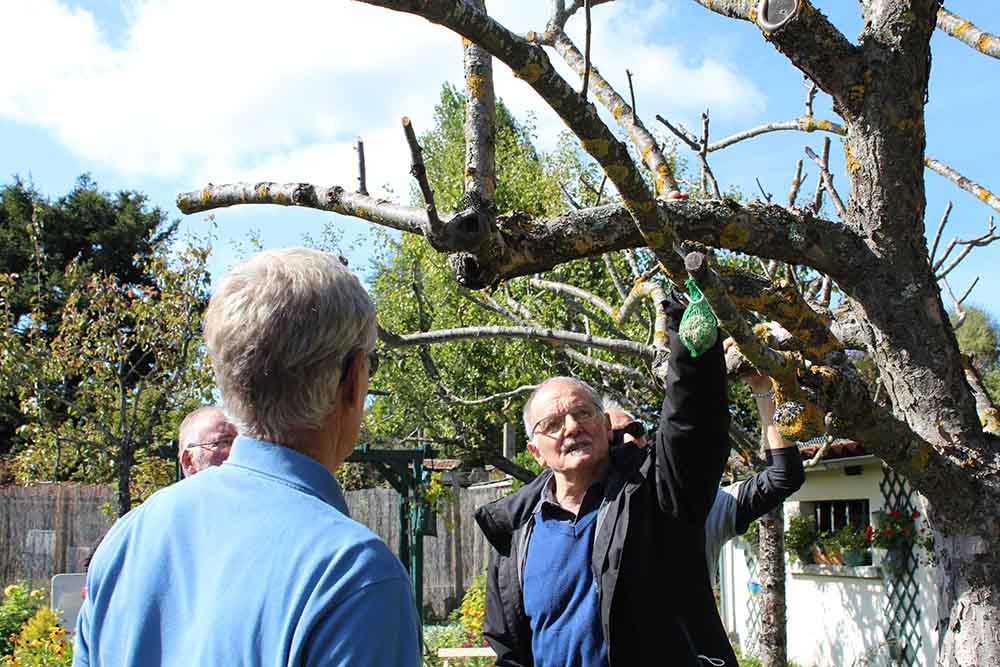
[192,411,232,437]
[534,381,593,412]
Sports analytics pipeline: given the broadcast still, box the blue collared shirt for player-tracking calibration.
[74,436,420,667]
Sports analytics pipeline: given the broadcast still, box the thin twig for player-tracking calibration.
[626,69,637,116]
[804,79,818,116]
[560,182,584,210]
[593,174,608,206]
[756,178,773,204]
[700,111,722,198]
[929,201,953,267]
[788,159,804,207]
[581,0,592,100]
[805,139,847,219]
[811,137,829,213]
[402,116,444,239]
[925,156,1000,214]
[355,138,368,195]
[655,115,699,151]
[933,217,999,278]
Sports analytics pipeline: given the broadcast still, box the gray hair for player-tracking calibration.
[601,397,634,420]
[203,248,376,445]
[522,376,604,439]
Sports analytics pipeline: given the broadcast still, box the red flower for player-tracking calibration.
[865,526,874,538]
[901,527,909,534]
[883,528,893,536]
[911,511,920,519]
[890,511,901,519]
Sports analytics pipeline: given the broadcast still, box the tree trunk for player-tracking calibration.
[116,445,133,518]
[933,503,1000,666]
[757,506,787,667]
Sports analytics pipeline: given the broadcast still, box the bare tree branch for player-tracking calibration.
[403,116,446,244]
[380,324,656,360]
[925,156,1000,214]
[933,217,999,279]
[463,3,497,209]
[805,139,847,219]
[355,138,368,195]
[528,276,614,316]
[929,201,953,267]
[550,31,679,194]
[707,115,845,152]
[788,158,805,207]
[699,111,722,198]
[936,6,1000,60]
[615,281,668,350]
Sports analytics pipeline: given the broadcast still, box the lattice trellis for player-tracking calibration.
[744,551,762,656]
[879,466,923,667]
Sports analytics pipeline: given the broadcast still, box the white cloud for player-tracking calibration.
[0,0,764,192]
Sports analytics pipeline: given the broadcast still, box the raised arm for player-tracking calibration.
[732,375,805,532]
[654,292,730,524]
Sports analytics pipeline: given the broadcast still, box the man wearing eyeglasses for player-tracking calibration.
[475,292,735,667]
[177,406,237,477]
[75,248,418,667]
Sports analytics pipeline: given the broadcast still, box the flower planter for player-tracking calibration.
[842,549,867,567]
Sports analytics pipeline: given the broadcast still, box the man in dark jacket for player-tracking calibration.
[474,295,734,667]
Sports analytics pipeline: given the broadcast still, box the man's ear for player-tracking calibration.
[526,441,547,468]
[604,412,613,443]
[338,351,366,409]
[179,449,195,478]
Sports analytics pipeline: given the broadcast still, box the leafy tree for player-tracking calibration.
[0,241,214,517]
[0,176,178,455]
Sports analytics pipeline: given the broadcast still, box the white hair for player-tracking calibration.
[203,248,376,445]
[522,376,604,439]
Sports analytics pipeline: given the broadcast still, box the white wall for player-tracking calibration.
[721,459,941,667]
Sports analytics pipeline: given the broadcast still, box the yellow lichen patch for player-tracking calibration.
[719,222,751,248]
[752,322,771,340]
[976,34,994,53]
[846,84,865,108]
[273,191,289,204]
[200,189,212,205]
[582,138,610,158]
[953,20,971,37]
[844,144,861,173]
[777,402,824,441]
[654,330,667,339]
[467,74,486,99]
[514,63,544,84]
[910,444,931,470]
[814,119,841,133]
[804,337,839,360]
[977,187,994,203]
[640,143,652,164]
[613,105,626,121]
[255,183,270,198]
[655,177,666,194]
[894,118,920,131]
[604,164,630,183]
[573,236,594,254]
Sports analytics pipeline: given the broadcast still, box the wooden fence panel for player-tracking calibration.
[0,481,511,616]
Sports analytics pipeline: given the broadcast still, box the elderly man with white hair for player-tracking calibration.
[75,248,420,667]
[176,405,237,477]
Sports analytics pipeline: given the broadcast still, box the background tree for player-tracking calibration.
[0,176,178,459]
[952,305,1000,401]
[0,240,214,517]
[179,2,1000,663]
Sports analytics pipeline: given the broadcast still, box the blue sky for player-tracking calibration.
[1,0,997,319]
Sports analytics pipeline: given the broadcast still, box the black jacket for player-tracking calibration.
[474,298,734,667]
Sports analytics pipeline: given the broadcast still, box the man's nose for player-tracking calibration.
[562,413,584,434]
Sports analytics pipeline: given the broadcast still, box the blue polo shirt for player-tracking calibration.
[74,436,420,667]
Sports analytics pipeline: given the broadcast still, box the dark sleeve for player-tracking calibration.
[654,291,731,525]
[733,446,806,533]
[483,549,529,667]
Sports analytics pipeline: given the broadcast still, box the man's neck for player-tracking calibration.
[552,460,609,516]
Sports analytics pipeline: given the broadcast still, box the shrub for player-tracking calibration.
[784,514,819,563]
[458,576,486,640]
[1,607,72,666]
[509,450,542,491]
[0,585,46,657]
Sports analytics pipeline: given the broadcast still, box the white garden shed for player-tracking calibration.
[717,443,943,667]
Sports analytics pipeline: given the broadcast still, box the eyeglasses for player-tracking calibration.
[184,438,234,451]
[531,403,602,438]
[344,348,379,381]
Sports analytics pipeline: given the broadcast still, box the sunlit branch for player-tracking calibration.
[936,7,1000,60]
[925,156,1000,214]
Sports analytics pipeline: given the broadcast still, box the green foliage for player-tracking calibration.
[784,514,819,563]
[741,519,760,549]
[365,84,661,461]
[828,525,869,555]
[0,585,46,658]
[0,176,178,456]
[952,306,1000,403]
[509,449,542,491]
[1,607,71,667]
[0,240,215,515]
[869,509,932,551]
[422,624,491,667]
